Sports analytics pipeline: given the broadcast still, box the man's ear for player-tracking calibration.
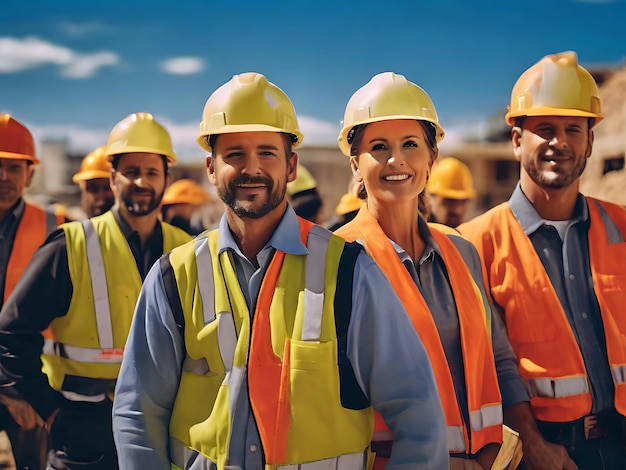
[511,127,523,162]
[350,157,362,182]
[287,152,299,183]
[110,169,118,190]
[585,129,595,159]
[206,155,217,185]
[24,165,35,188]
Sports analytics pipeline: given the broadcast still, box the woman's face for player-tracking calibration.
[351,119,433,205]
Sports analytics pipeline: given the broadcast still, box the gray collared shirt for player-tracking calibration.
[508,184,614,414]
[0,198,25,305]
[389,217,528,429]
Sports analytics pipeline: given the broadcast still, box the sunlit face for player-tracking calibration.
[0,158,34,215]
[80,178,114,218]
[513,116,593,190]
[207,132,297,219]
[351,120,434,205]
[429,194,470,228]
[111,153,167,217]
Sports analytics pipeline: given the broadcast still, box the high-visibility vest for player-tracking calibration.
[168,219,374,470]
[41,211,191,400]
[459,197,626,421]
[336,207,503,454]
[3,202,63,303]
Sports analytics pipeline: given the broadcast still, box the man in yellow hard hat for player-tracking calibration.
[459,51,626,469]
[161,178,214,235]
[0,112,192,469]
[0,114,64,470]
[113,72,447,468]
[72,145,114,218]
[426,157,476,228]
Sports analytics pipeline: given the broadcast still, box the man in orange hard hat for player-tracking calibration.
[0,114,64,470]
[72,145,114,218]
[0,112,191,469]
[460,51,626,469]
[426,157,476,228]
[161,178,213,235]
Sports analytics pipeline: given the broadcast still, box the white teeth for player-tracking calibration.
[384,174,409,181]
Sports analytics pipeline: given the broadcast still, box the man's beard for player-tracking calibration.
[122,186,163,216]
[219,175,285,219]
[524,147,588,190]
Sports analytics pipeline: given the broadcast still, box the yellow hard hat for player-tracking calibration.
[162,179,213,206]
[0,114,39,164]
[197,72,303,153]
[287,164,317,196]
[105,112,177,164]
[335,192,364,215]
[338,72,445,157]
[426,157,476,200]
[72,145,112,183]
[505,51,603,126]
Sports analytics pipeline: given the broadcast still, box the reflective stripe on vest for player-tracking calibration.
[43,219,120,363]
[469,403,503,432]
[614,365,626,385]
[527,376,589,399]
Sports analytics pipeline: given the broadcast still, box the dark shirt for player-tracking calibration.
[0,199,25,305]
[509,184,614,414]
[0,207,164,420]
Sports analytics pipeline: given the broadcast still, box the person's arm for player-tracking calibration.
[0,229,72,420]
[113,257,185,469]
[347,253,448,469]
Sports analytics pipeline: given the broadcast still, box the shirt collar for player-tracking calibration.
[508,182,588,235]
[217,204,309,259]
[388,216,439,266]
[0,198,25,236]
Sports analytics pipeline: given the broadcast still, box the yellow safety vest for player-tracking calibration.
[168,219,374,470]
[42,211,191,398]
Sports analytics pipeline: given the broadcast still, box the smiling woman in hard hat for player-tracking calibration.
[426,157,476,228]
[334,72,549,470]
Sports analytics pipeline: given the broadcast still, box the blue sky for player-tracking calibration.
[1,0,625,162]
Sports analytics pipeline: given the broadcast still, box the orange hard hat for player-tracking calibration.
[0,114,39,164]
[72,146,112,183]
[162,179,213,206]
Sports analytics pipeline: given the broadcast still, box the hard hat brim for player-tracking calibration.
[429,188,476,200]
[505,107,604,126]
[72,170,112,183]
[198,124,303,153]
[0,151,40,165]
[338,116,445,157]
[105,145,177,164]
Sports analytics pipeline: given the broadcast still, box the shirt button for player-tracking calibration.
[569,274,576,280]
[581,312,588,319]
[249,444,258,452]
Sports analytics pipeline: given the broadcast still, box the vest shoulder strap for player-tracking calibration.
[160,253,186,341]
[334,240,369,410]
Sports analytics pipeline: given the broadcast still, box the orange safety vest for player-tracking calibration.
[336,207,502,455]
[4,203,63,303]
[458,197,626,422]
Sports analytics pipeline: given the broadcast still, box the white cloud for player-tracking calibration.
[297,116,340,146]
[0,36,118,78]
[59,21,110,38]
[161,57,206,75]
